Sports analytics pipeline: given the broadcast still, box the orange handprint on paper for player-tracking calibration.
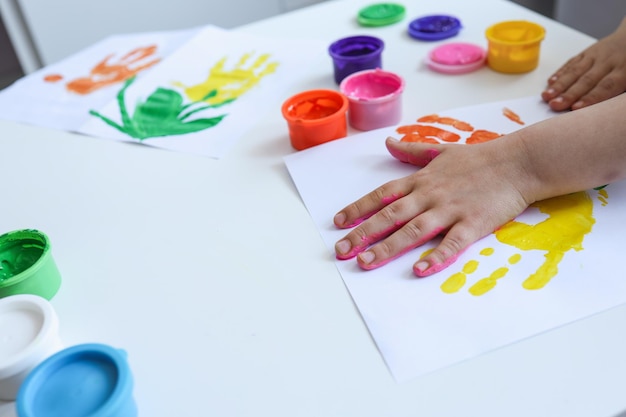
[398,109,605,295]
[398,114,503,144]
[173,52,278,107]
[44,45,161,95]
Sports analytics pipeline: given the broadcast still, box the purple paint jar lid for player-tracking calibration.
[426,42,486,74]
[408,15,462,41]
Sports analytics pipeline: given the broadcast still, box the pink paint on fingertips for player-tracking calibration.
[425,149,440,160]
[341,213,373,228]
[359,221,407,246]
[358,245,413,270]
[340,221,409,264]
[413,248,466,277]
[358,225,443,270]
[335,239,363,260]
[381,193,403,205]
[387,144,440,167]
[336,249,361,260]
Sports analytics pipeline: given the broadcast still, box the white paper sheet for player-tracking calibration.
[0,25,324,159]
[284,96,626,382]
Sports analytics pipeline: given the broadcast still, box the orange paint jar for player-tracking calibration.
[281,89,349,150]
[485,20,545,73]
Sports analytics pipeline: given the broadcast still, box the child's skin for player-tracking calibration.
[333,94,626,276]
[542,17,626,111]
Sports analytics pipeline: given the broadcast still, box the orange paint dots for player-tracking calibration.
[43,74,63,83]
[417,114,474,131]
[503,107,525,125]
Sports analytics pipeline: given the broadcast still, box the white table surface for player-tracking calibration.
[2,1,625,416]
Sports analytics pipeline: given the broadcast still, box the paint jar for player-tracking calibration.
[328,35,385,84]
[339,69,404,131]
[426,43,486,74]
[408,15,462,41]
[0,294,62,401]
[17,344,137,417]
[281,89,349,150]
[0,229,62,300]
[357,3,406,27]
[485,20,546,73]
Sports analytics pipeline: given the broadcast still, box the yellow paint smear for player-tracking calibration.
[495,191,595,290]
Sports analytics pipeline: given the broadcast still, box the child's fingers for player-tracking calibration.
[570,69,626,110]
[385,137,443,167]
[413,221,481,277]
[353,209,449,270]
[334,182,430,261]
[333,175,414,231]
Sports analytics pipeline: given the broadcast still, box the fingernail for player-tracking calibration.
[358,250,375,264]
[335,239,351,255]
[544,88,556,96]
[334,212,346,226]
[386,136,399,143]
[415,261,429,273]
[550,96,564,105]
[571,100,584,110]
[549,75,558,83]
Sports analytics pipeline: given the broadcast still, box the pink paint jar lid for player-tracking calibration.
[426,42,486,74]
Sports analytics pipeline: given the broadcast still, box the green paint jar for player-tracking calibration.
[0,229,61,300]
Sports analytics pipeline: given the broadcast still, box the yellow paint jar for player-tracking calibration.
[485,20,545,73]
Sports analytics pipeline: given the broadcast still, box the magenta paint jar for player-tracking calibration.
[328,35,385,84]
[339,68,404,131]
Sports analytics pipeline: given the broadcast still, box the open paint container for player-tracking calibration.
[0,229,62,300]
[408,15,462,41]
[425,42,486,74]
[485,20,546,73]
[328,35,385,84]
[339,68,404,131]
[0,294,62,401]
[281,89,349,150]
[16,343,137,417]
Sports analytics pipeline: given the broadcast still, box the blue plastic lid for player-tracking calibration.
[408,15,462,41]
[16,344,137,417]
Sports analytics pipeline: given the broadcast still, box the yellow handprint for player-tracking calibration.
[438,190,598,296]
[174,52,279,106]
[398,110,606,296]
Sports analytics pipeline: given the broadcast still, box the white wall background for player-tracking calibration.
[511,0,626,38]
[1,0,625,88]
[0,0,327,86]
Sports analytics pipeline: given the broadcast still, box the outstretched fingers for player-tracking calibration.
[542,23,626,111]
[385,137,442,166]
[352,209,449,270]
[334,178,414,259]
[412,221,479,276]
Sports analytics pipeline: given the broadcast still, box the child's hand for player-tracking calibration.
[333,137,532,276]
[542,18,626,111]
